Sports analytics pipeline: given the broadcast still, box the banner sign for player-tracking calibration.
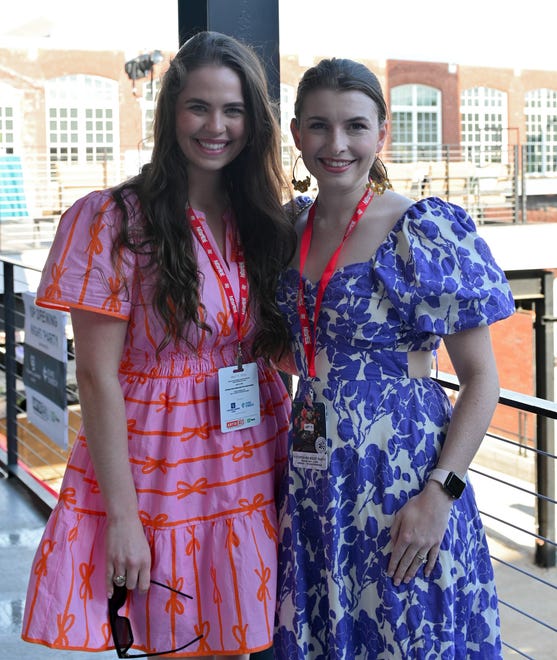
[22,292,68,448]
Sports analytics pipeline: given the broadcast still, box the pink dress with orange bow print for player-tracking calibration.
[21,189,289,656]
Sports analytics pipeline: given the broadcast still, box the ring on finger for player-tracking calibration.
[113,574,127,587]
[416,553,427,563]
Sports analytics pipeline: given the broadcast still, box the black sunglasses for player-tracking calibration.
[108,579,203,658]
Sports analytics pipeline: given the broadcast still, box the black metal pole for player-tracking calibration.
[4,262,19,471]
[534,271,556,567]
[176,0,280,103]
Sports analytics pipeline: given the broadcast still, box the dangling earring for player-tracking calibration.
[291,155,311,193]
[367,155,393,195]
[367,178,393,196]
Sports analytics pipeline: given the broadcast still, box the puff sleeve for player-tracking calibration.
[35,190,139,320]
[387,197,515,336]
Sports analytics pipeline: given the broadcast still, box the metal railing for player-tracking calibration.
[0,154,132,253]
[0,144,538,254]
[384,144,523,225]
[0,257,556,658]
[434,372,557,658]
[282,143,526,225]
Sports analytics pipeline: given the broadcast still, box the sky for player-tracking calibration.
[1,0,555,71]
[278,0,556,70]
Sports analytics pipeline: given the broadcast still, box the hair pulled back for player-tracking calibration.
[294,58,389,185]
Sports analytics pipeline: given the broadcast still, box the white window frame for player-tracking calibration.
[460,86,508,166]
[45,74,119,164]
[390,84,442,163]
[0,82,22,155]
[280,83,296,171]
[525,88,557,175]
[139,77,161,151]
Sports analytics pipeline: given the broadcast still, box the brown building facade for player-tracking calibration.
[1,45,555,448]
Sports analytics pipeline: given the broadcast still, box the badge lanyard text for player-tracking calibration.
[297,187,375,379]
[188,207,248,368]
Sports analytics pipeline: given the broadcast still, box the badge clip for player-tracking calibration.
[235,342,244,372]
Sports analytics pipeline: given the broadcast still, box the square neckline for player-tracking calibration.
[291,197,430,288]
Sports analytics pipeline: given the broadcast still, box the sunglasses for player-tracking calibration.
[108,579,203,658]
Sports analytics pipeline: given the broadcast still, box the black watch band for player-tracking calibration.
[429,468,466,499]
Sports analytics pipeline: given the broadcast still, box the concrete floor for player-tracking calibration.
[1,456,556,659]
[0,470,274,659]
[0,471,115,659]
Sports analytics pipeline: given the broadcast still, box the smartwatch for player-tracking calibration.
[429,468,466,499]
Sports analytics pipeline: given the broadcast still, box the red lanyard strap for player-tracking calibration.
[297,187,374,377]
[188,207,249,346]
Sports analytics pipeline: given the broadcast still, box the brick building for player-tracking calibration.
[2,45,557,191]
[1,44,555,447]
[281,54,557,222]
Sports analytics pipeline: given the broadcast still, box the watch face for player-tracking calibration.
[445,472,466,498]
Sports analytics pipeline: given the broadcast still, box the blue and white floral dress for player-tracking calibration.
[274,197,515,659]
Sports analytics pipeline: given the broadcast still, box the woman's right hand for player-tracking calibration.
[105,514,152,598]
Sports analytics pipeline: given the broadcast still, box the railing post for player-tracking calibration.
[512,144,520,223]
[534,271,556,567]
[3,261,19,472]
[444,144,450,198]
[521,144,527,223]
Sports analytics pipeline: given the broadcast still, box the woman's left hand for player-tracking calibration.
[386,481,453,586]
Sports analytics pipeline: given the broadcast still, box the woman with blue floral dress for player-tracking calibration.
[274,58,515,659]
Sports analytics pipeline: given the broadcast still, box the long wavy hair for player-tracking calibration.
[111,31,295,359]
[293,58,390,185]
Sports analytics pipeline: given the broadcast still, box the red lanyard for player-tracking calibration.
[297,187,374,377]
[188,207,249,364]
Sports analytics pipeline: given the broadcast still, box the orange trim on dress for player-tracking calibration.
[34,298,129,321]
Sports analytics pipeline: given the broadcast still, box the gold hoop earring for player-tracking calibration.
[291,155,311,193]
[367,178,393,196]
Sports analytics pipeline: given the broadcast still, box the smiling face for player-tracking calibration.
[291,88,387,194]
[175,65,248,178]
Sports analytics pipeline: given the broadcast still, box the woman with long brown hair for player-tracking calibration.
[22,31,295,659]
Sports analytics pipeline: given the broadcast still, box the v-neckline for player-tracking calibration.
[191,207,233,270]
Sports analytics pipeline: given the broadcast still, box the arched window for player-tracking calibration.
[525,88,557,174]
[460,86,508,165]
[390,84,441,162]
[45,75,119,164]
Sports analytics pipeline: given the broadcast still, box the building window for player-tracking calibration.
[0,82,20,155]
[525,89,557,175]
[46,75,119,164]
[460,87,508,165]
[280,83,296,171]
[390,84,441,162]
[0,106,15,154]
[140,78,160,150]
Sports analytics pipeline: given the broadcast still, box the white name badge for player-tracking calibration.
[218,362,261,433]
